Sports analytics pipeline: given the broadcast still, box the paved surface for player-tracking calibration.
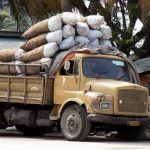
[0,130,150,150]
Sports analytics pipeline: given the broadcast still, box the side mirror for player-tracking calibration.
[64,60,70,71]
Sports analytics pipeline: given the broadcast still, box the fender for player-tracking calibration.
[50,98,84,120]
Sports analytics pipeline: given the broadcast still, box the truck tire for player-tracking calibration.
[138,125,150,139]
[0,112,7,129]
[118,126,141,140]
[16,125,46,136]
[60,104,91,141]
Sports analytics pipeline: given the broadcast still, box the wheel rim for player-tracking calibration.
[65,111,82,138]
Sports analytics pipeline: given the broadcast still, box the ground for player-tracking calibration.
[0,129,150,150]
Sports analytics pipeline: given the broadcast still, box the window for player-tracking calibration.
[83,57,130,81]
[60,60,78,76]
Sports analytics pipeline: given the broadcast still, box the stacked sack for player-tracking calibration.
[0,12,112,75]
[0,48,52,75]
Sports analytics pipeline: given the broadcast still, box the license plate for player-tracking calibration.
[127,121,141,126]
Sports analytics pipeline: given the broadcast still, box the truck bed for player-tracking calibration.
[0,75,54,105]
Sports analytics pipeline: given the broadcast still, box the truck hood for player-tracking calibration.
[83,79,146,95]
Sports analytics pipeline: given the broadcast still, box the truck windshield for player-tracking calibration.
[83,57,130,81]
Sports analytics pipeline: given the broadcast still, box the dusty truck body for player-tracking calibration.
[0,50,149,140]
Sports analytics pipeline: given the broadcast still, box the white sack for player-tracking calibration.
[90,39,100,47]
[75,36,90,45]
[100,40,112,47]
[62,12,77,25]
[62,25,75,38]
[76,22,90,36]
[15,49,25,60]
[43,42,58,57]
[59,36,76,50]
[48,14,62,31]
[15,60,24,74]
[40,58,52,69]
[46,30,63,44]
[88,30,103,41]
[87,15,104,30]
[101,25,112,39]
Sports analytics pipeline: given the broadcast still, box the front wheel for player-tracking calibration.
[60,104,91,141]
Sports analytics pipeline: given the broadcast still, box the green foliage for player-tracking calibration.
[0,10,16,31]
[0,0,149,58]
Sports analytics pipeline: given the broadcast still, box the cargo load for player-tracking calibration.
[0,12,112,75]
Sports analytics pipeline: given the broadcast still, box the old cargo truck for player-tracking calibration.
[0,50,149,141]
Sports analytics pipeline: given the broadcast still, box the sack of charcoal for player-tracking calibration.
[0,61,24,75]
[19,43,58,62]
[0,58,52,75]
[0,49,25,62]
[22,14,62,39]
[24,58,52,75]
[21,30,63,51]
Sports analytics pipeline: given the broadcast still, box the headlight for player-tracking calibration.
[92,94,112,110]
[148,104,150,112]
[100,101,112,110]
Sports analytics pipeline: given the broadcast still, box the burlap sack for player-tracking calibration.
[22,19,49,39]
[20,33,47,51]
[87,30,103,41]
[46,30,63,44]
[62,12,77,25]
[14,49,26,60]
[101,25,112,39]
[0,61,24,75]
[25,58,52,75]
[48,14,62,32]
[62,25,75,38]
[76,22,90,36]
[75,36,90,45]
[0,49,25,62]
[77,16,87,23]
[90,39,100,47]
[59,36,76,50]
[0,49,16,62]
[87,15,104,30]
[99,39,112,47]
[19,43,58,62]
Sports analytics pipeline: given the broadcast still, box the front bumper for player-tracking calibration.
[87,114,150,126]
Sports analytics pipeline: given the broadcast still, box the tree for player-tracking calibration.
[0,10,15,31]
[1,0,150,58]
[138,0,150,58]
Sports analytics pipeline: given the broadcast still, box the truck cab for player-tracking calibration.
[53,53,150,140]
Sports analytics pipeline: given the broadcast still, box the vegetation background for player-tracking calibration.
[0,0,149,59]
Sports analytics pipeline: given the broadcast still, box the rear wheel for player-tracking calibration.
[0,111,7,129]
[60,104,91,141]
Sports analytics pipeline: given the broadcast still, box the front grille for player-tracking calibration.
[118,89,147,113]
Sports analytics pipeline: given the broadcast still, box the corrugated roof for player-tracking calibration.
[0,31,25,50]
[134,57,150,73]
[0,37,24,49]
[0,31,23,37]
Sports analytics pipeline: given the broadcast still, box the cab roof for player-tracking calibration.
[73,53,124,61]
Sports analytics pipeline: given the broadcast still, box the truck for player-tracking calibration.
[0,49,149,141]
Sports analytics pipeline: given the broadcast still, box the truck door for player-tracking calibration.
[54,60,80,104]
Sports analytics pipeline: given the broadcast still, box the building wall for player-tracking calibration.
[140,73,150,95]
